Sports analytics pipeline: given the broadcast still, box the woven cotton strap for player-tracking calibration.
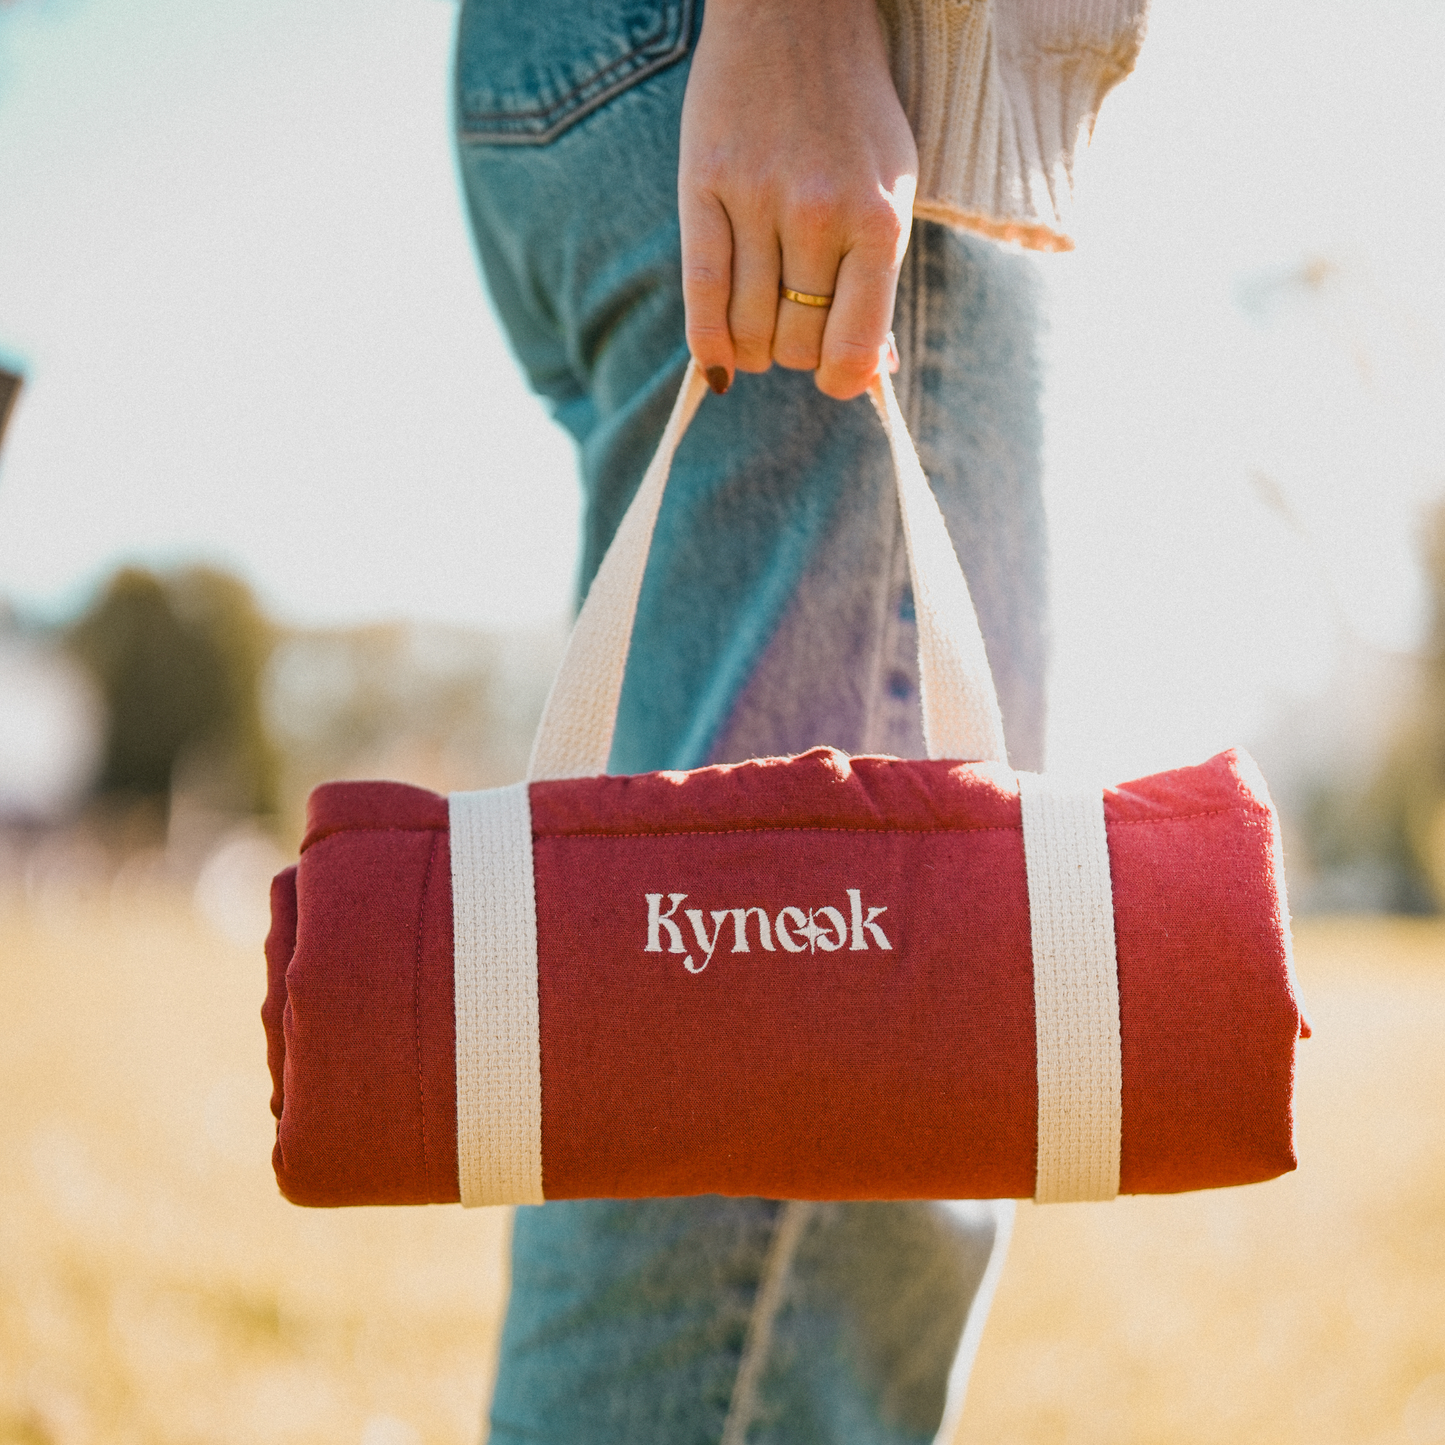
[449,782,544,1206]
[528,363,710,781]
[527,361,1008,780]
[866,370,1007,764]
[1018,773,1122,1203]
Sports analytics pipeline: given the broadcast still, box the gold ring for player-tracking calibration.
[780,284,834,308]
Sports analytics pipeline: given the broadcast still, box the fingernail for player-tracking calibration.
[705,366,730,395]
[886,332,900,374]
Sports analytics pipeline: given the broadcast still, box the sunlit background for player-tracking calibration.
[2,0,1443,1442]
[4,0,1445,898]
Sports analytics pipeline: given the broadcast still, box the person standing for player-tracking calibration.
[452,0,1146,1438]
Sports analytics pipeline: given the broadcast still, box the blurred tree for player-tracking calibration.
[63,566,279,816]
[1282,499,1445,914]
[260,620,554,843]
[1368,500,1445,910]
[0,366,20,454]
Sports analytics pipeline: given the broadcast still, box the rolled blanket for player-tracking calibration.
[265,365,1307,1210]
[263,744,1307,1208]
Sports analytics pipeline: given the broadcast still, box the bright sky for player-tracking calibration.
[1,0,1442,782]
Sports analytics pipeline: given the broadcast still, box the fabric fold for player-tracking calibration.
[882,0,1150,250]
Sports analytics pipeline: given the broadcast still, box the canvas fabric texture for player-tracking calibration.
[865,371,1006,763]
[1018,773,1122,1203]
[449,782,545,1207]
[264,785,457,1207]
[263,744,1307,1208]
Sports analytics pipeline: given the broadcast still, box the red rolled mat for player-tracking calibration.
[263,746,1307,1207]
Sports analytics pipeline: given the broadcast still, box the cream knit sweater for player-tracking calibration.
[879,0,1149,251]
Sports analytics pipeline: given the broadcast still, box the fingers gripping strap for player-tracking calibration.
[528,361,710,781]
[1018,774,1122,1203]
[867,374,1008,764]
[449,782,545,1206]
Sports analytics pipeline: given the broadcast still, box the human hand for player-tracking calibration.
[678,0,917,400]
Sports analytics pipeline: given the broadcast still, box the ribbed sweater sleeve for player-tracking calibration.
[877,0,1149,251]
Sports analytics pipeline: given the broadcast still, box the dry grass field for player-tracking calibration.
[1,871,1442,1445]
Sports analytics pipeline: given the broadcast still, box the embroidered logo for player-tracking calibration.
[643,890,892,974]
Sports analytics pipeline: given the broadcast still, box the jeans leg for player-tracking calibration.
[455,8,1045,1439]
[491,1198,1012,1445]
[488,1197,781,1445]
[711,221,1046,773]
[743,1201,1013,1445]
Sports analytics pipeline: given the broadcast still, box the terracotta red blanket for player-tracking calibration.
[263,745,1307,1208]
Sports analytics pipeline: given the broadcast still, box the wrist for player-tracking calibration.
[699,0,888,47]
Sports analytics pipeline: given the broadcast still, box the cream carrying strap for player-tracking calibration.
[527,361,1008,781]
[453,360,1122,1208]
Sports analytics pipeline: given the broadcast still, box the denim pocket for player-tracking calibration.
[455,0,695,145]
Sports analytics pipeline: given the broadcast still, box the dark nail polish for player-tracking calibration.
[705,366,730,395]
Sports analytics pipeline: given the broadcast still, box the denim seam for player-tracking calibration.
[719,1201,813,1445]
[457,0,694,146]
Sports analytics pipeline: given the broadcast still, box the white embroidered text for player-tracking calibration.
[643,889,891,973]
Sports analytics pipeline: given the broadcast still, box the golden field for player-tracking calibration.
[1,875,1442,1445]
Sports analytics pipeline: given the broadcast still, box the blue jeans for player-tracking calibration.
[454,2,1047,1439]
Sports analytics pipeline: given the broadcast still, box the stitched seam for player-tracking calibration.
[533,806,1259,841]
[1103,809,1265,832]
[460,7,674,122]
[460,43,670,128]
[458,52,679,140]
[301,824,444,855]
[539,823,1023,839]
[1110,807,1260,826]
[303,803,1264,850]
[456,0,692,142]
[415,833,438,1199]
